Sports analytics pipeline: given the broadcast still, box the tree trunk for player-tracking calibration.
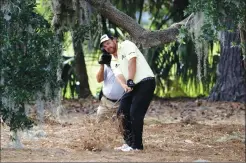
[239,17,246,70]
[208,28,246,103]
[85,0,191,48]
[71,30,91,98]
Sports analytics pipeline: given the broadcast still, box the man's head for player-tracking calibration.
[100,34,117,55]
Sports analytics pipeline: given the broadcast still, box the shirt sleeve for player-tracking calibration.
[125,41,138,60]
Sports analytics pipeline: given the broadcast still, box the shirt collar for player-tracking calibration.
[117,41,123,51]
[111,42,122,61]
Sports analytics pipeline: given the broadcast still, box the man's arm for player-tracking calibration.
[128,57,136,80]
[96,64,104,83]
[116,74,132,92]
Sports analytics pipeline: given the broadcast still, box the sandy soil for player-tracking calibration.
[1,98,245,162]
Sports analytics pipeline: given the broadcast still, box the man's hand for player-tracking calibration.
[122,84,132,92]
[127,79,135,88]
[116,74,133,92]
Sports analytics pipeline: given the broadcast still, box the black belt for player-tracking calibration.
[140,77,155,82]
[102,94,118,103]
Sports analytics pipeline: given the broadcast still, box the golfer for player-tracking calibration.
[100,34,156,151]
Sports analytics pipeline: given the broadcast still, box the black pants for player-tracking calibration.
[117,79,156,150]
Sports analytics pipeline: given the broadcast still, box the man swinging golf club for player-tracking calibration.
[100,34,156,151]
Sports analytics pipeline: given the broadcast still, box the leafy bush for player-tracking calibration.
[0,0,62,132]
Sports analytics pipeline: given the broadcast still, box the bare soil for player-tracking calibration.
[1,98,245,162]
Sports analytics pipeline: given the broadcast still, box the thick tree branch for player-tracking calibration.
[85,0,194,48]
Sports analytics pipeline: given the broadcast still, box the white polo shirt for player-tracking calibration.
[110,40,154,84]
[102,65,124,100]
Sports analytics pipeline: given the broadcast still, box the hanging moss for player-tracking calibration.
[0,0,62,131]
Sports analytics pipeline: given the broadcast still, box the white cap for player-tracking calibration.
[100,34,110,46]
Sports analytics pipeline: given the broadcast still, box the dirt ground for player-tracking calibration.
[1,97,245,162]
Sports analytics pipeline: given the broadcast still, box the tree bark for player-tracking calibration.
[51,0,193,47]
[239,17,246,70]
[72,30,91,98]
[208,29,246,103]
[85,0,192,48]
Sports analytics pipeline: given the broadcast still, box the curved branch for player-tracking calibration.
[85,0,194,48]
